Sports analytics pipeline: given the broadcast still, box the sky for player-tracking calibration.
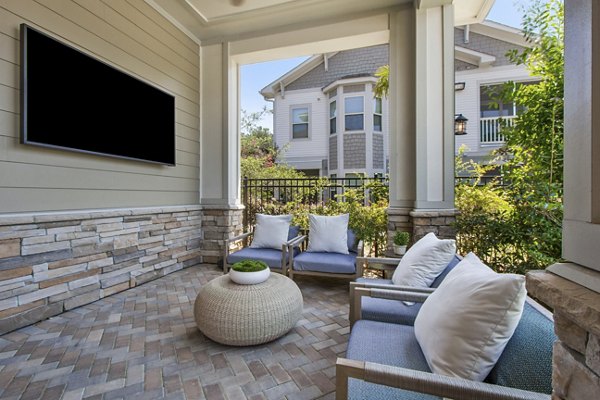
[240,0,535,132]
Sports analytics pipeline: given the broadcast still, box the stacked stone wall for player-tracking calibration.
[0,206,202,334]
[527,271,600,400]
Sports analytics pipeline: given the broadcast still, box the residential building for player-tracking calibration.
[0,1,598,398]
[261,20,533,176]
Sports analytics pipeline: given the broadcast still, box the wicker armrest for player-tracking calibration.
[349,286,431,327]
[336,358,550,400]
[358,256,402,266]
[286,235,307,272]
[226,231,252,245]
[287,234,307,248]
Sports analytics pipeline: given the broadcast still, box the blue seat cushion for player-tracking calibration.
[288,225,301,240]
[355,277,422,325]
[347,229,358,253]
[293,251,357,274]
[430,255,461,288]
[485,301,555,394]
[361,297,422,326]
[227,248,286,270]
[347,320,439,400]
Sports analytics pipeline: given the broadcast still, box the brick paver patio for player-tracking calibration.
[0,265,350,399]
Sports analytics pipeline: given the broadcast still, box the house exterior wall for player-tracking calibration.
[454,28,526,68]
[0,0,204,334]
[286,44,388,91]
[455,64,532,156]
[273,88,328,173]
[271,27,530,172]
[0,0,201,213]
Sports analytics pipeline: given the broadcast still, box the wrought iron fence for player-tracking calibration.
[241,176,388,230]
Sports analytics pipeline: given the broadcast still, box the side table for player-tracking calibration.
[194,273,303,346]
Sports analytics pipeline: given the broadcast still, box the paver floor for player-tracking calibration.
[0,265,351,400]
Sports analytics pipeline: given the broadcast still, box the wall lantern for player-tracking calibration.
[455,82,466,91]
[455,114,468,135]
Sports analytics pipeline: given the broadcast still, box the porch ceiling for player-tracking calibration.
[146,0,494,44]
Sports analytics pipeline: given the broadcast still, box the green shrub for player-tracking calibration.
[231,260,268,272]
[393,231,409,246]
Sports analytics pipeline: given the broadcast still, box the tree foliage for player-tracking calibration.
[240,107,305,180]
[455,0,564,273]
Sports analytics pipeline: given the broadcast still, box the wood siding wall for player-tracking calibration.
[0,0,200,213]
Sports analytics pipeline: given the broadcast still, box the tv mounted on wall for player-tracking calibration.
[20,24,176,166]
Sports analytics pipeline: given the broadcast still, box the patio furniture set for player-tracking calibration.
[204,213,554,399]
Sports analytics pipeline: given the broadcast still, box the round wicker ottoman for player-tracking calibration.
[194,273,303,346]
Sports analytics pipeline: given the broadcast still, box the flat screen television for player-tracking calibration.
[20,24,176,166]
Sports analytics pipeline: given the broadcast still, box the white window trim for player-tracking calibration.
[373,97,383,132]
[329,99,337,135]
[343,95,365,133]
[289,104,311,141]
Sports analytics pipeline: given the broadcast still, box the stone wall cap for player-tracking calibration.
[200,204,245,211]
[527,268,600,338]
[409,209,458,217]
[0,205,202,226]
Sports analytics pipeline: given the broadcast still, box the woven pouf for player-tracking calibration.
[194,273,303,346]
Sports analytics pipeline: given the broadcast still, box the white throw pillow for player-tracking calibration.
[414,252,527,382]
[306,214,349,254]
[250,214,292,250]
[391,232,456,287]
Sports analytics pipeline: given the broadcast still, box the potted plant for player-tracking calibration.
[229,260,270,285]
[393,231,410,255]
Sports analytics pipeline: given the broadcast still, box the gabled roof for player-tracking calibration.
[260,20,527,100]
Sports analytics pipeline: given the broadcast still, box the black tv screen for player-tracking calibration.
[20,24,176,166]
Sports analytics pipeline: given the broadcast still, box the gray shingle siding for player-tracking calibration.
[329,136,338,170]
[373,134,384,169]
[456,59,478,71]
[344,134,366,169]
[287,31,523,91]
[454,29,526,67]
[286,45,388,91]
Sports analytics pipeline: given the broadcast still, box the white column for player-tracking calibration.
[388,5,416,209]
[388,2,454,210]
[413,3,455,210]
[200,42,241,206]
[549,0,600,292]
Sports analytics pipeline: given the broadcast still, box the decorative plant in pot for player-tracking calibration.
[229,260,270,285]
[393,231,410,255]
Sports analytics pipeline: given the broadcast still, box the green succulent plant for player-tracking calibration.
[231,260,268,272]
[393,231,410,246]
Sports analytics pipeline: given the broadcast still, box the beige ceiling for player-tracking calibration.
[146,0,494,44]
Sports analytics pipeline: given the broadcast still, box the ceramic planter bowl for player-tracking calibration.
[229,267,271,285]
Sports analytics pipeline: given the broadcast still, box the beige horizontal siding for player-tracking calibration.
[0,0,201,213]
[0,188,200,213]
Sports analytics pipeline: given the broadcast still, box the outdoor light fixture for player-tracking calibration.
[455,82,466,91]
[455,114,468,135]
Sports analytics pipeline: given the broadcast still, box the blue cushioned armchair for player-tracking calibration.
[337,288,555,400]
[349,255,461,326]
[288,229,364,280]
[223,226,300,274]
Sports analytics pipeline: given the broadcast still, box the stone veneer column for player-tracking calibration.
[527,271,600,399]
[387,207,412,255]
[0,206,203,335]
[409,209,457,241]
[199,205,244,265]
[387,208,457,255]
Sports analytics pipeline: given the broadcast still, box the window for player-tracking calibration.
[374,97,382,132]
[330,101,337,134]
[291,106,309,139]
[345,96,364,131]
[480,84,515,118]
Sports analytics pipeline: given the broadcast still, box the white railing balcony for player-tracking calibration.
[480,116,516,145]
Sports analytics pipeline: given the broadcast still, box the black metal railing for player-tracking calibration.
[241,176,388,231]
